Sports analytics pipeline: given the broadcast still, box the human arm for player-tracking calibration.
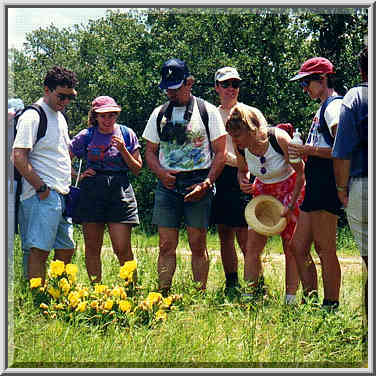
[12,148,50,200]
[236,148,253,195]
[332,158,350,207]
[184,134,226,202]
[111,135,142,176]
[144,140,179,190]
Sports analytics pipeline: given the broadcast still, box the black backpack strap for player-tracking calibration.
[318,96,343,147]
[156,101,173,139]
[267,127,284,155]
[195,97,212,157]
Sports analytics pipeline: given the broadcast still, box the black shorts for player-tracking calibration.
[211,165,251,227]
[74,172,139,224]
[300,157,343,216]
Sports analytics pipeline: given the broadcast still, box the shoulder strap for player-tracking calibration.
[156,101,172,138]
[267,127,284,155]
[318,96,343,147]
[119,124,131,151]
[195,97,212,157]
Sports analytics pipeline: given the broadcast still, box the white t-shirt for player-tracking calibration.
[142,98,226,171]
[13,98,72,201]
[306,96,342,148]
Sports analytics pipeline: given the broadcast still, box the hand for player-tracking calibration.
[281,205,297,223]
[38,187,50,201]
[184,181,210,202]
[159,169,179,190]
[337,191,349,208]
[80,168,96,181]
[111,135,126,152]
[288,143,306,158]
[239,178,254,195]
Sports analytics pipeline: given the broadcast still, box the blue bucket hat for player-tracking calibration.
[159,58,190,90]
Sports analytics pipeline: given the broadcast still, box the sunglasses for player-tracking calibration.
[219,80,241,89]
[56,93,76,101]
[299,75,323,88]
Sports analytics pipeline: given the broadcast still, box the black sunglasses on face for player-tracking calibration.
[56,93,76,101]
[219,80,241,89]
[299,75,323,88]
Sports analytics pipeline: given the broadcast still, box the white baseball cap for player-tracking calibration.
[214,67,241,83]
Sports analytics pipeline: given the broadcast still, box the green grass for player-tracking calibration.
[8,226,367,369]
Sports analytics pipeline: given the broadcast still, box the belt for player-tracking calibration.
[176,168,210,179]
[94,170,125,176]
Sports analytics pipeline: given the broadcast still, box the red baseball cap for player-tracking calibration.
[289,57,335,81]
[91,96,121,113]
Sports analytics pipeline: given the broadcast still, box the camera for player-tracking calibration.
[160,121,188,145]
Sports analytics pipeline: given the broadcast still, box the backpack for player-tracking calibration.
[318,95,343,147]
[13,104,48,234]
[156,96,212,157]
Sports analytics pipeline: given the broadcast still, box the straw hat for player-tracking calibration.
[244,195,287,236]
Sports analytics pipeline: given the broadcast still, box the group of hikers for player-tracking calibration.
[9,47,368,315]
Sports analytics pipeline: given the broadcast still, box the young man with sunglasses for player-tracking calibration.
[211,67,251,295]
[288,57,343,310]
[143,58,226,294]
[13,66,78,283]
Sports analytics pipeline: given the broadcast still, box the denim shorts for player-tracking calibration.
[152,170,214,229]
[18,190,75,252]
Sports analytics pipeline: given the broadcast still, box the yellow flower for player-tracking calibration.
[55,303,65,310]
[78,287,89,299]
[30,278,42,289]
[163,296,173,307]
[40,303,49,310]
[48,287,61,300]
[90,300,99,310]
[65,264,78,276]
[76,301,87,313]
[94,284,108,294]
[111,286,122,298]
[103,299,114,310]
[155,310,167,321]
[68,291,80,308]
[119,300,132,313]
[49,260,65,278]
[58,278,71,294]
[146,292,163,306]
[119,267,130,280]
[123,259,137,273]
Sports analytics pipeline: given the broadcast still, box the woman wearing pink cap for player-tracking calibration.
[70,96,142,283]
[288,57,343,310]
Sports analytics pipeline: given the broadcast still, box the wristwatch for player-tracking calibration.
[36,183,48,193]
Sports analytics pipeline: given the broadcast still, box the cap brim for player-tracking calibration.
[289,72,312,81]
[217,74,241,82]
[159,80,184,90]
[94,107,121,113]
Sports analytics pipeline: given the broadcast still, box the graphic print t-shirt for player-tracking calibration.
[70,124,140,172]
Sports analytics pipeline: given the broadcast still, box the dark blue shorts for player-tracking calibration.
[75,172,139,224]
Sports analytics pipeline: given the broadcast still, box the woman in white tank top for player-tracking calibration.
[225,104,305,304]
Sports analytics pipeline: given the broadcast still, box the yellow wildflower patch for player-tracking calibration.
[30,278,42,289]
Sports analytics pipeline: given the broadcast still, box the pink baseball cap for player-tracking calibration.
[91,96,121,113]
[289,57,335,81]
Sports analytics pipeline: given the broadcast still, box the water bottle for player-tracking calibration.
[289,128,303,163]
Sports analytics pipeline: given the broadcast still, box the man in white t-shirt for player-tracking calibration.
[143,58,226,294]
[13,66,78,283]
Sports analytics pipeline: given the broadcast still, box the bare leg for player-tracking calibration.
[54,248,74,265]
[282,238,300,295]
[311,210,341,302]
[28,247,49,284]
[82,222,105,284]
[107,223,134,266]
[289,211,316,297]
[243,229,267,284]
[187,226,209,290]
[218,224,238,287]
[158,227,179,291]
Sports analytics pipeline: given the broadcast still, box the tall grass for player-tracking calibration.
[8,226,367,369]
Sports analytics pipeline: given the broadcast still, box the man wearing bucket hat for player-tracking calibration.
[288,57,343,310]
[211,67,251,294]
[13,66,78,283]
[143,58,226,294]
[70,95,142,283]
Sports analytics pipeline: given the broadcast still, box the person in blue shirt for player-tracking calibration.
[332,47,368,316]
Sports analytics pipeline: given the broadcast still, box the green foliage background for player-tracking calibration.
[8,7,368,232]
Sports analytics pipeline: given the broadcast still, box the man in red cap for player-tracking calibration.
[287,57,343,310]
